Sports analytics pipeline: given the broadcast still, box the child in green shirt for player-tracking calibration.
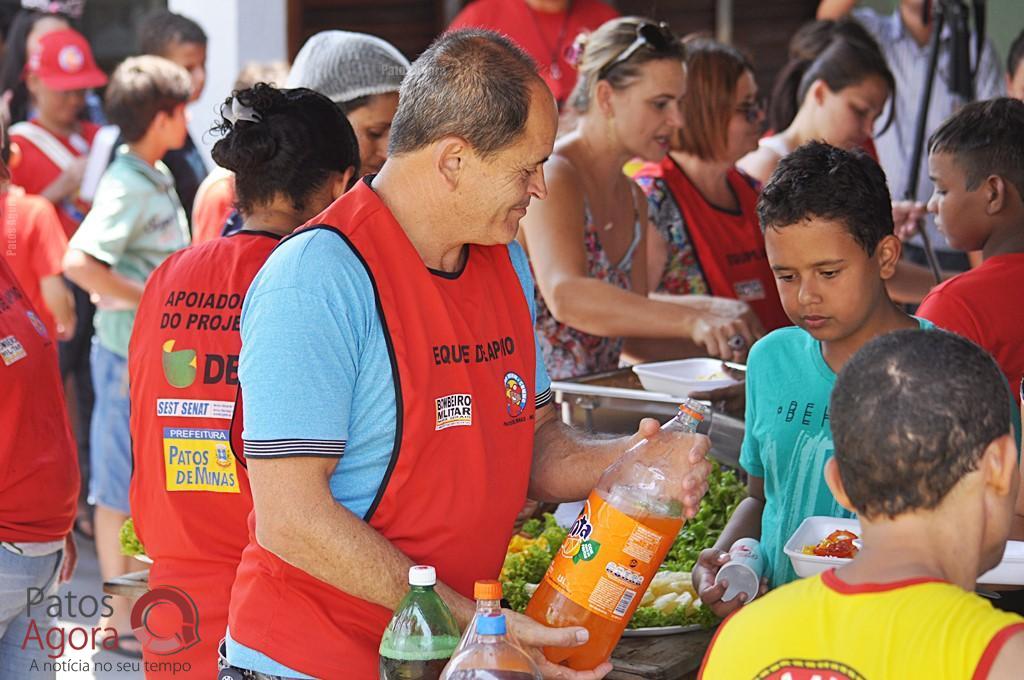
[63,54,191,651]
[692,141,923,613]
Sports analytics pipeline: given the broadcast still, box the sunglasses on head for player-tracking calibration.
[598,21,677,80]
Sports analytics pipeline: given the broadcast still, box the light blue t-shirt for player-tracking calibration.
[227,229,551,677]
[740,319,935,588]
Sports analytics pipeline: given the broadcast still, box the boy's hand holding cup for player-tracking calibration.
[693,541,770,618]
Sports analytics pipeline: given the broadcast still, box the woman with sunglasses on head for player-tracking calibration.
[633,37,789,337]
[737,28,894,185]
[520,17,763,381]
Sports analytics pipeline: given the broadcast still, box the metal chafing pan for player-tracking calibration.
[550,368,744,469]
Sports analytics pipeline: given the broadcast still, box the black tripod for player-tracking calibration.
[903,0,986,283]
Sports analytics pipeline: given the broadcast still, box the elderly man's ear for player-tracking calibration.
[435,137,470,189]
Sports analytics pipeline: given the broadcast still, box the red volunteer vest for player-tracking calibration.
[128,231,280,675]
[228,181,538,677]
[0,259,78,543]
[659,158,790,331]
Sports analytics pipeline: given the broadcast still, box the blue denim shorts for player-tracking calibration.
[89,341,132,514]
[0,548,63,680]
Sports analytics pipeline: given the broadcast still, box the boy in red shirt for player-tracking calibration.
[918,98,1024,404]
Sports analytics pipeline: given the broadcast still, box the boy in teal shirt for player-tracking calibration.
[692,141,926,613]
[63,55,191,650]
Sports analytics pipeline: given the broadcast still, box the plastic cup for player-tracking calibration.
[714,538,764,604]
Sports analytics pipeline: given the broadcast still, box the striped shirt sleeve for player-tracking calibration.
[244,439,346,459]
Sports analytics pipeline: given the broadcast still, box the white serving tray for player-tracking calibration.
[632,358,741,396]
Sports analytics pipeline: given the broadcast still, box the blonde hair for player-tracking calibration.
[568,16,685,113]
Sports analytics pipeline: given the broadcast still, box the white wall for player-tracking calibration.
[168,0,287,166]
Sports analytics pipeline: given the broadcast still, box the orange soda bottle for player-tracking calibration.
[524,400,711,669]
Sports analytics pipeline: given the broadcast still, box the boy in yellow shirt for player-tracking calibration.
[700,329,1024,678]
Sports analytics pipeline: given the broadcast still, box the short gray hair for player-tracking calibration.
[388,29,541,158]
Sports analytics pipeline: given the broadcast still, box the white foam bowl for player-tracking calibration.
[632,358,741,396]
[785,516,1024,585]
[784,516,861,579]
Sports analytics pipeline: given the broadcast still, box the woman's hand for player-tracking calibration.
[892,200,927,242]
[690,300,763,362]
[692,548,769,618]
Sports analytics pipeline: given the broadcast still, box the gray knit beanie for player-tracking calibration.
[286,30,410,104]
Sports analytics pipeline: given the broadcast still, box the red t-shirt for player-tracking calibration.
[1,187,69,338]
[0,258,79,543]
[191,168,236,245]
[10,120,100,238]
[918,253,1024,403]
[449,0,619,106]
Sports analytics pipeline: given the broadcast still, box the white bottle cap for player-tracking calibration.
[409,565,437,587]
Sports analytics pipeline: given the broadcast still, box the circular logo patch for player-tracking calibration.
[57,45,84,73]
[504,371,527,418]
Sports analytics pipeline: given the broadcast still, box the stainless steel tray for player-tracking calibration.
[551,369,744,469]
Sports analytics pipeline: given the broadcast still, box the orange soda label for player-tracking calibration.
[541,492,681,622]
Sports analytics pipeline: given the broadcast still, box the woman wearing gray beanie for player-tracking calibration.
[287,30,410,175]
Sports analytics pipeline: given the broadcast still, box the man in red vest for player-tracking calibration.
[128,85,359,677]
[222,29,712,679]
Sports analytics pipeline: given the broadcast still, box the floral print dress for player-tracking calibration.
[534,196,642,380]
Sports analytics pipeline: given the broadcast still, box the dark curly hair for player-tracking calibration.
[831,329,1012,519]
[757,141,893,256]
[211,84,359,215]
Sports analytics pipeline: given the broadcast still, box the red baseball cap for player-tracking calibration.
[27,28,107,91]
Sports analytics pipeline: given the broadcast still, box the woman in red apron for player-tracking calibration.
[632,38,789,334]
[127,84,357,678]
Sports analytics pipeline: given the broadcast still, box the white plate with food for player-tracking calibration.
[632,358,742,396]
[784,516,861,578]
[785,516,1024,585]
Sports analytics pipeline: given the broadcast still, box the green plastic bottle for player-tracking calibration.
[379,565,461,680]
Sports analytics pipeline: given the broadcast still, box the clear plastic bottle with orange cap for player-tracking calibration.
[454,580,505,654]
[525,399,711,669]
[441,613,541,680]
